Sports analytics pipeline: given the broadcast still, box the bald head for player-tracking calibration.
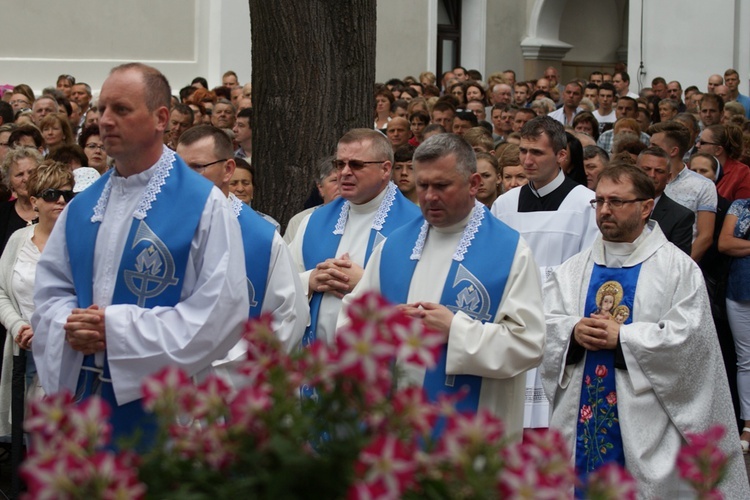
[707,75,723,93]
[714,85,729,102]
[386,117,412,148]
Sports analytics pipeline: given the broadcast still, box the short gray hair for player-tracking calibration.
[413,133,476,179]
[338,128,394,164]
[1,146,42,189]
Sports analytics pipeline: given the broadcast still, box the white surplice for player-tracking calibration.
[339,213,545,439]
[213,196,308,388]
[542,222,750,498]
[32,158,249,406]
[492,171,598,428]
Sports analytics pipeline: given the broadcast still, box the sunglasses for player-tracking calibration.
[38,188,75,203]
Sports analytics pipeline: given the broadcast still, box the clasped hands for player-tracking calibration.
[397,302,453,338]
[309,253,364,298]
[64,304,106,355]
[573,312,620,351]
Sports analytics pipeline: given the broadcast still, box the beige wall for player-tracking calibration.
[376,0,432,82]
[0,0,252,97]
[484,0,528,80]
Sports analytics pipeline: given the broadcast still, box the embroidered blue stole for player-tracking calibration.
[379,207,519,420]
[575,263,641,494]
[66,155,213,449]
[301,185,419,346]
[236,203,274,318]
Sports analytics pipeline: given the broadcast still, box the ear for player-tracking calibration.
[224,158,237,185]
[154,105,170,133]
[556,147,568,167]
[468,172,481,196]
[641,198,654,221]
[382,160,392,179]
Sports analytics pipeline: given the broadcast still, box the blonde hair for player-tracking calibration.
[27,160,74,197]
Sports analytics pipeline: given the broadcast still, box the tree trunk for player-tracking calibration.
[249,0,377,228]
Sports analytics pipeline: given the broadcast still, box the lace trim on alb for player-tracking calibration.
[229,193,244,218]
[409,201,485,262]
[333,201,350,235]
[452,201,484,262]
[410,221,429,260]
[372,182,397,231]
[90,146,175,223]
[332,182,398,235]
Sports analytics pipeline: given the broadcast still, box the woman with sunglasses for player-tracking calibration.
[0,161,74,437]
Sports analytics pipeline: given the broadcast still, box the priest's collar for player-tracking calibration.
[349,182,388,214]
[411,200,484,262]
[528,168,565,198]
[92,145,175,223]
[334,181,397,235]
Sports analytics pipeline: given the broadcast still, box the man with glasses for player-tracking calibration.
[289,128,420,346]
[177,125,306,384]
[32,63,248,448]
[649,121,717,262]
[542,162,748,498]
[492,116,598,429]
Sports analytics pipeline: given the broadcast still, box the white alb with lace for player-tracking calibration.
[333,182,398,235]
[91,146,176,223]
[410,200,484,262]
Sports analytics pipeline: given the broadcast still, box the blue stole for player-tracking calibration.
[236,201,274,318]
[66,154,213,449]
[300,184,419,346]
[380,206,519,421]
[575,263,641,494]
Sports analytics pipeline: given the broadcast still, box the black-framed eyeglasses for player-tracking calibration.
[189,158,228,173]
[696,139,719,147]
[590,198,647,209]
[333,159,385,171]
[38,188,75,203]
[85,143,105,151]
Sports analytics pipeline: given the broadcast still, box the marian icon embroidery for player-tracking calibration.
[446,264,492,322]
[123,221,179,307]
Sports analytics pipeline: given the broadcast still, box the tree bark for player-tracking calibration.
[249,0,376,228]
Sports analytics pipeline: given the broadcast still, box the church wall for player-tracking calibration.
[628,0,749,94]
[0,0,253,96]
[484,0,529,79]
[376,0,432,82]
[558,0,622,82]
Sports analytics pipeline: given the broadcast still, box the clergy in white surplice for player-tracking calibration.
[491,115,598,429]
[32,64,249,448]
[289,129,420,347]
[339,134,545,439]
[541,163,749,498]
[176,125,308,388]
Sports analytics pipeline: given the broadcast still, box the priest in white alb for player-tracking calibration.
[289,128,420,347]
[541,162,749,497]
[339,134,545,438]
[32,64,249,448]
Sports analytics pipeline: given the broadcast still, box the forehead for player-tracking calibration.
[691,156,715,169]
[596,176,634,197]
[337,139,373,157]
[35,98,56,109]
[415,153,460,178]
[520,133,553,151]
[584,156,603,167]
[388,120,408,130]
[176,136,216,160]
[171,109,190,120]
[565,84,581,93]
[638,154,667,169]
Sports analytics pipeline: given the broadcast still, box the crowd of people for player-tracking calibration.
[0,60,749,495]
